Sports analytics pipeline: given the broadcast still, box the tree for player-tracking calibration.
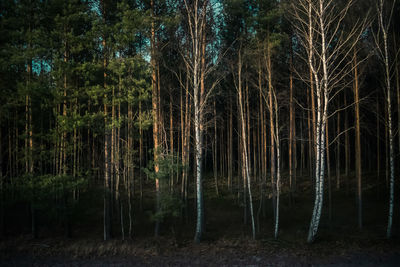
[234,46,256,239]
[291,0,367,242]
[375,0,396,239]
[182,0,221,243]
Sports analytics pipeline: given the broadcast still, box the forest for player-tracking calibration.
[1,0,400,265]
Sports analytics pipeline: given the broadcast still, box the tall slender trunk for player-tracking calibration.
[394,30,400,221]
[14,111,18,181]
[377,99,380,197]
[336,112,340,189]
[378,0,395,238]
[139,94,143,208]
[111,74,116,215]
[273,89,281,239]
[228,101,233,191]
[308,0,316,178]
[308,0,329,243]
[26,28,36,237]
[151,0,161,237]
[62,37,68,177]
[307,87,312,178]
[102,0,111,241]
[169,93,174,192]
[180,81,185,199]
[181,72,191,202]
[240,94,247,224]
[237,50,256,239]
[344,93,350,193]
[385,102,389,188]
[301,116,305,175]
[289,43,295,201]
[245,80,251,177]
[117,99,122,240]
[73,99,77,198]
[103,42,111,241]
[192,0,206,242]
[127,103,134,238]
[353,49,362,230]
[0,122,3,238]
[266,37,276,225]
[213,98,219,196]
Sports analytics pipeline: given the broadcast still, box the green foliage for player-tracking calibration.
[143,152,183,181]
[144,153,185,222]
[5,173,87,214]
[151,192,183,222]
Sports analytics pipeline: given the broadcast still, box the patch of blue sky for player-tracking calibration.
[31,59,51,75]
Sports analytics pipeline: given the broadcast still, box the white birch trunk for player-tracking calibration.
[378,0,395,238]
[274,94,281,239]
[237,50,256,239]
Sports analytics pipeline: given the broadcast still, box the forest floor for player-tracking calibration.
[1,171,400,266]
[1,236,400,266]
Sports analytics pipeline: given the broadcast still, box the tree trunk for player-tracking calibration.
[228,100,233,191]
[378,0,395,238]
[309,0,316,179]
[289,52,294,202]
[139,94,143,209]
[103,42,111,241]
[308,0,329,243]
[191,0,207,242]
[237,50,256,239]
[353,49,362,230]
[213,98,219,196]
[336,112,340,190]
[0,125,3,238]
[273,89,281,239]
[169,93,174,192]
[266,37,277,228]
[258,61,266,218]
[377,99,380,197]
[151,0,161,237]
[344,93,350,193]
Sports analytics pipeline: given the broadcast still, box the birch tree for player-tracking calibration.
[375,0,396,239]
[234,46,256,240]
[182,0,220,243]
[291,0,367,243]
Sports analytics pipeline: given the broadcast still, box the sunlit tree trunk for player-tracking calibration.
[266,38,276,227]
[151,0,161,237]
[377,0,395,238]
[236,49,256,239]
[183,0,209,243]
[307,0,329,243]
[273,88,281,239]
[257,61,266,218]
[308,0,316,179]
[292,0,364,243]
[353,49,362,230]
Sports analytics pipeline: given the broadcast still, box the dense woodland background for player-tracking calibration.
[0,0,400,247]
